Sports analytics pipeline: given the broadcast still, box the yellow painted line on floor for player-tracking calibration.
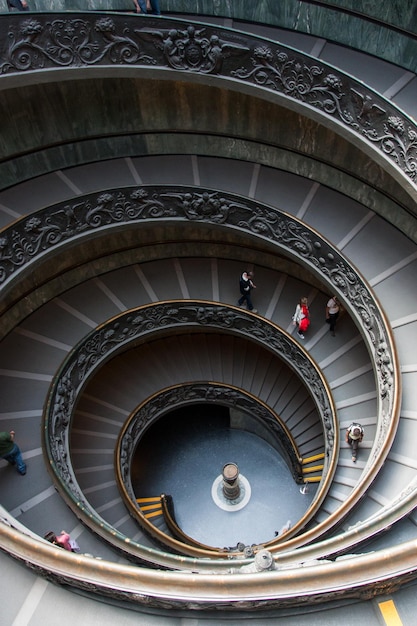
[378,599,403,625]
[144,509,163,519]
[304,476,321,483]
[303,465,324,473]
[302,453,325,464]
[136,497,162,503]
[140,503,163,512]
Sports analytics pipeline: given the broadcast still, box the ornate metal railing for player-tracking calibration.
[0,179,399,554]
[118,383,305,492]
[1,183,398,490]
[1,185,399,458]
[15,184,395,560]
[3,513,417,609]
[116,383,317,553]
[159,493,228,552]
[44,301,337,558]
[0,13,416,190]
[0,6,414,613]
[2,1,417,73]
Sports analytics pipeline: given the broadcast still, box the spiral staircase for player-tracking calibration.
[1,2,417,624]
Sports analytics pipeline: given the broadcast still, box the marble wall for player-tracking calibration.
[3,1,414,72]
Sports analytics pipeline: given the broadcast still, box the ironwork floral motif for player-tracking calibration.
[363,115,417,179]
[45,301,336,546]
[0,14,416,180]
[0,16,155,71]
[180,191,231,222]
[2,185,396,425]
[231,45,416,179]
[224,48,406,182]
[233,46,344,113]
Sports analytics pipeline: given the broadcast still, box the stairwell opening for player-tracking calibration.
[131,405,315,548]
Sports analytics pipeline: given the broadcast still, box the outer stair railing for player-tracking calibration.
[0,6,412,608]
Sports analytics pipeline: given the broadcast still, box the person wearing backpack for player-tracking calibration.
[346,423,364,463]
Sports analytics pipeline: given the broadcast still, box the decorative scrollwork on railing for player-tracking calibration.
[44,301,337,556]
[118,383,307,508]
[0,16,156,70]
[2,185,397,439]
[46,301,336,466]
[140,23,249,73]
[0,14,416,182]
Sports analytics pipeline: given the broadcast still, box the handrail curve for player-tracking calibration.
[115,382,322,554]
[0,5,414,613]
[0,185,400,471]
[45,301,337,560]
[2,518,417,609]
[0,13,416,195]
[0,185,404,600]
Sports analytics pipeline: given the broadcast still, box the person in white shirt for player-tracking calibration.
[326,295,340,336]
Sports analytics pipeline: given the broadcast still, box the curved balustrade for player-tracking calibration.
[0,186,399,448]
[2,515,417,610]
[1,6,416,618]
[0,13,416,199]
[0,184,400,525]
[2,1,417,73]
[116,382,318,553]
[0,180,404,602]
[45,302,337,559]
[119,383,304,487]
[159,493,229,553]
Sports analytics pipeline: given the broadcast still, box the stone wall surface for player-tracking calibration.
[0,72,415,243]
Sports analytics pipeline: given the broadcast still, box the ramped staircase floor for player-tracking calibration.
[1,9,417,626]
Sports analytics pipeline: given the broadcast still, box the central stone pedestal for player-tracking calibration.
[211,463,251,512]
[222,462,240,500]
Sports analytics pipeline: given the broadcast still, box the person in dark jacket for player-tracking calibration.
[0,430,26,474]
[238,271,257,312]
[8,0,30,11]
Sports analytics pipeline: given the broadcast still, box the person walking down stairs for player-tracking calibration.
[44,530,80,552]
[326,295,340,336]
[293,297,310,339]
[346,423,364,463]
[0,430,26,475]
[238,270,257,313]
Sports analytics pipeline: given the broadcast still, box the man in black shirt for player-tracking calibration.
[238,271,257,312]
